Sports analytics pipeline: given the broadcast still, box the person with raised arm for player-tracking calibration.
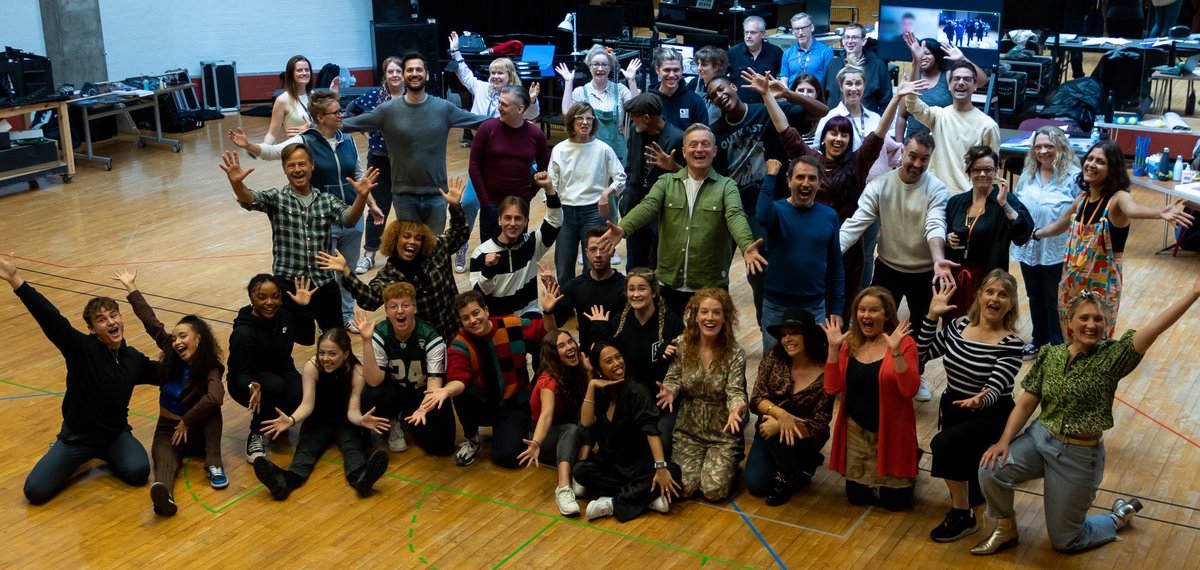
[904,59,1000,195]
[556,45,641,166]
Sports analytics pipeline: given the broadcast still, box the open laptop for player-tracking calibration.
[521,45,557,78]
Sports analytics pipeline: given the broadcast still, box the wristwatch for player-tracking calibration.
[653,460,668,470]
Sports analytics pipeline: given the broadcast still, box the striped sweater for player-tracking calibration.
[917,316,1024,408]
[469,194,562,316]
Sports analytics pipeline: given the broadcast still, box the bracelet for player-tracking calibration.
[583,398,595,405]
[891,350,902,358]
[289,415,296,425]
[1031,227,1041,241]
[764,404,775,415]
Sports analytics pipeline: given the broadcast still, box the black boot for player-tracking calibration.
[253,456,292,501]
[353,449,390,497]
[765,472,796,506]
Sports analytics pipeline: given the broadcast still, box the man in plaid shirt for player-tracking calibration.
[219,146,377,342]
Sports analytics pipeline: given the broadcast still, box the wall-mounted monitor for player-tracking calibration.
[877,0,1002,68]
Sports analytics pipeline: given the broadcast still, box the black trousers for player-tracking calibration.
[360,381,456,456]
[662,286,697,320]
[931,391,1014,506]
[24,429,149,505]
[573,455,683,522]
[363,152,394,252]
[743,432,827,496]
[280,278,343,344]
[151,413,223,491]
[872,261,935,373]
[452,385,531,468]
[284,417,371,486]
[227,368,303,434]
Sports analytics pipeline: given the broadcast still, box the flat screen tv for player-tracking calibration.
[877,0,1003,68]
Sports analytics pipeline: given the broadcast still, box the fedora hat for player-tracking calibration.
[766,307,821,339]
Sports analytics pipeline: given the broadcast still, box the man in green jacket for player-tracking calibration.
[599,123,766,315]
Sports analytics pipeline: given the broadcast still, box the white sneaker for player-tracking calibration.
[355,254,375,275]
[649,495,670,513]
[388,421,408,452]
[915,379,932,402]
[344,320,359,334]
[455,435,481,466]
[571,478,587,498]
[555,485,580,516]
[454,244,468,273]
[585,496,615,520]
[611,252,623,265]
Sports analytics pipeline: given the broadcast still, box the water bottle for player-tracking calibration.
[1090,127,1100,145]
[1159,147,1172,180]
[1173,155,1185,181]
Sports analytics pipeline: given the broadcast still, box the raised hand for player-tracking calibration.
[941,43,965,61]
[170,420,188,446]
[927,281,958,319]
[352,311,373,341]
[537,260,556,289]
[219,150,255,184]
[743,238,768,275]
[539,279,564,314]
[996,177,1010,206]
[895,78,931,98]
[821,316,850,347]
[440,176,466,206]
[260,406,295,440]
[517,439,541,468]
[583,305,609,322]
[555,62,575,83]
[348,166,381,198]
[448,31,460,52]
[329,75,341,96]
[360,406,391,435]
[248,381,261,414]
[533,170,553,191]
[529,82,541,100]
[765,159,782,176]
[646,142,678,171]
[739,68,772,95]
[110,269,138,292]
[903,31,923,61]
[287,276,316,306]
[621,58,642,82]
[227,127,250,149]
[953,387,992,410]
[722,403,746,434]
[655,381,675,412]
[882,317,912,353]
[315,250,349,277]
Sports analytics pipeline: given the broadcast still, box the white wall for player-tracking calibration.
[6,1,47,54]
[99,0,376,79]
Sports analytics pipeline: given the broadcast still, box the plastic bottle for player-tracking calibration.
[1090,127,1100,145]
[338,66,356,89]
[1174,155,1185,181]
[1182,164,1195,184]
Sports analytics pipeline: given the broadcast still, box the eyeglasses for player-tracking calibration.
[385,302,416,312]
[589,62,611,69]
[792,24,814,32]
[321,109,347,117]
[574,116,596,123]
[969,167,997,175]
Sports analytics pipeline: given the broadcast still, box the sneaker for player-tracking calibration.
[345,320,359,334]
[648,495,670,513]
[245,433,266,463]
[354,449,391,497]
[555,485,580,516]
[455,435,480,466]
[1021,343,1038,361]
[454,244,468,273]
[930,508,979,542]
[388,421,408,452]
[611,252,623,265]
[150,481,177,516]
[355,254,375,275]
[585,496,615,520]
[571,478,588,498]
[207,465,229,489]
[915,379,932,402]
[253,456,292,501]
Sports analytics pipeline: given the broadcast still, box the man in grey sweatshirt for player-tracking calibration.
[343,53,486,234]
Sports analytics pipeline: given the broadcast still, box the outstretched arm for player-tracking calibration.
[1132,275,1200,353]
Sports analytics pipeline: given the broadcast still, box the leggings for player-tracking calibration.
[24,429,149,505]
[151,413,223,491]
[227,369,303,434]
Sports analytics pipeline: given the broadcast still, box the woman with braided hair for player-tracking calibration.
[586,268,684,456]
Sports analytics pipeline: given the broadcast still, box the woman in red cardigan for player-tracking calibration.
[821,286,920,511]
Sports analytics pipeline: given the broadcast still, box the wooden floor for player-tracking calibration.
[2,93,1200,568]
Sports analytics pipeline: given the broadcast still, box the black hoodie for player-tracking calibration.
[227,305,300,387]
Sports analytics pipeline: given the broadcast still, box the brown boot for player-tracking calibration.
[970,516,1018,555]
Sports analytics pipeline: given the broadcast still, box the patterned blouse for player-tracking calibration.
[1023,329,1144,434]
[664,344,748,444]
[749,351,834,442]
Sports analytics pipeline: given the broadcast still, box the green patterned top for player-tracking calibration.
[1022,330,1144,434]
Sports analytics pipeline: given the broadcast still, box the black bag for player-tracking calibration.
[1038,77,1103,131]
[1177,208,1200,253]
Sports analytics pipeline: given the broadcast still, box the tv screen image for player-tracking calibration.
[937,11,1000,50]
[877,0,1002,68]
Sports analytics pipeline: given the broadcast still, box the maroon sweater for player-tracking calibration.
[468,118,550,208]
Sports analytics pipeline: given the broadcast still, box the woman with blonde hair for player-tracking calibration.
[556,44,642,166]
[656,287,748,501]
[918,270,1024,542]
[821,286,919,510]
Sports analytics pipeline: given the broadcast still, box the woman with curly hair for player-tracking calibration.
[821,286,919,511]
[518,329,591,515]
[318,177,468,340]
[655,287,748,501]
[112,270,227,516]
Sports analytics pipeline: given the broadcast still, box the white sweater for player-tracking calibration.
[905,96,1000,194]
[548,139,627,206]
[840,170,949,273]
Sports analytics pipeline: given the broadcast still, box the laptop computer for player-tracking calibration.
[521,45,556,78]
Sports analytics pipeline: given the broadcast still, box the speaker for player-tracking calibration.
[201,61,240,112]
[373,22,441,95]
[373,0,416,24]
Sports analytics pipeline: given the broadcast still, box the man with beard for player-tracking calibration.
[220,146,375,341]
[822,23,894,114]
[343,52,487,233]
[623,92,683,269]
[598,124,767,316]
[838,131,955,401]
[559,226,627,351]
[756,157,844,353]
[650,48,708,130]
[1,257,157,504]
[905,60,1000,194]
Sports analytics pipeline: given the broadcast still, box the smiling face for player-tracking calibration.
[498,204,527,242]
[706,78,740,113]
[385,296,417,337]
[682,128,715,172]
[497,92,523,123]
[839,73,865,105]
[1032,134,1057,170]
[293,60,311,87]
[657,59,682,91]
[250,280,282,320]
[317,338,348,373]
[1068,301,1107,349]
[949,67,976,102]
[556,332,580,367]
[841,27,864,57]
[794,79,818,99]
[598,345,626,380]
[1082,148,1109,187]
[588,54,611,81]
[395,228,426,261]
[822,126,851,158]
[976,280,1013,325]
[855,294,887,339]
[402,58,428,92]
[968,155,996,192]
[489,66,510,89]
[899,139,933,183]
[779,325,806,359]
[694,297,726,340]
[458,301,492,337]
[171,323,201,362]
[789,161,820,207]
[918,45,935,71]
[384,61,403,90]
[626,275,654,312]
[87,307,125,349]
[281,147,314,189]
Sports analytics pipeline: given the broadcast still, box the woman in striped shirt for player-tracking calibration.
[918,268,1024,543]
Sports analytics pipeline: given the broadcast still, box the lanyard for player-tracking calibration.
[963,199,986,254]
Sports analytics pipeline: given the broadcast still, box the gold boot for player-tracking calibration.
[970,517,1018,555]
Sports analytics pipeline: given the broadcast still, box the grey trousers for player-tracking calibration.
[978,421,1118,552]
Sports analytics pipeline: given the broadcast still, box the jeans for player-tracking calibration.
[478,204,500,247]
[363,153,393,252]
[760,297,826,356]
[536,423,582,466]
[872,261,934,373]
[743,433,826,496]
[1020,262,1065,348]
[1150,1,1184,37]
[393,193,447,235]
[556,204,606,285]
[331,219,364,323]
[462,180,483,245]
[978,421,1117,552]
[859,221,880,290]
[24,429,150,504]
